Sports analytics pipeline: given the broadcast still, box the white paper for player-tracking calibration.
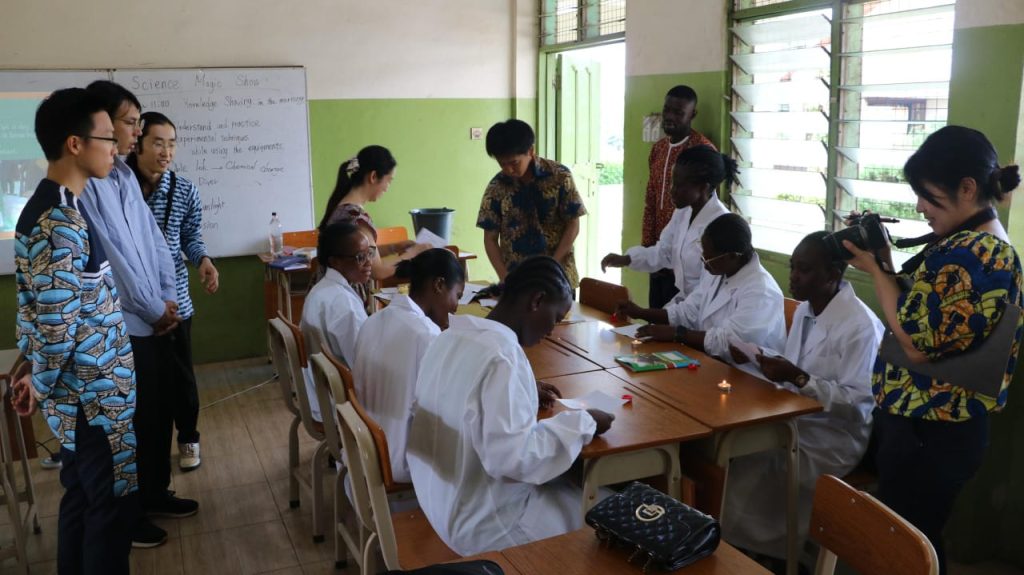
[374,292,395,301]
[478,298,498,308]
[611,323,644,339]
[728,337,762,364]
[415,227,448,249]
[379,287,400,294]
[459,282,489,305]
[558,312,587,325]
[557,390,628,412]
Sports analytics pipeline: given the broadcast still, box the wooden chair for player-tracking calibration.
[274,229,319,322]
[809,475,938,575]
[336,399,455,575]
[267,315,329,542]
[0,370,40,575]
[784,298,800,334]
[579,278,629,315]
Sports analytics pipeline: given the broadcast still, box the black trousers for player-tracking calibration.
[168,317,200,444]
[648,269,680,309]
[874,410,989,575]
[131,334,175,509]
[58,406,138,575]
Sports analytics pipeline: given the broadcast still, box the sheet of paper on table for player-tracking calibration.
[415,227,448,249]
[459,283,489,305]
[610,323,645,339]
[557,390,629,412]
[478,298,498,308]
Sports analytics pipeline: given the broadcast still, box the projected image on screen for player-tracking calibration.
[0,96,48,239]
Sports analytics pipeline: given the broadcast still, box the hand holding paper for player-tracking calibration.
[557,390,629,412]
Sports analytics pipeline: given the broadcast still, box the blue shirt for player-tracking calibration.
[145,170,209,320]
[81,157,177,337]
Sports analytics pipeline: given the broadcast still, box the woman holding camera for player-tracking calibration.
[844,126,1021,574]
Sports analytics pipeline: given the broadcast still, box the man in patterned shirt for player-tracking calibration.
[12,88,137,574]
[128,112,219,472]
[477,119,586,289]
[643,86,716,308]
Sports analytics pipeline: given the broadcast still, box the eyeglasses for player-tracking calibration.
[117,116,141,130]
[701,251,740,267]
[339,246,378,264]
[79,135,120,146]
[148,140,177,152]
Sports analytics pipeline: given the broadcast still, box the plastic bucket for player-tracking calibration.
[410,208,455,243]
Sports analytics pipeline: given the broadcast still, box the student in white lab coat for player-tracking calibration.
[600,145,732,304]
[618,213,786,359]
[352,248,465,483]
[299,221,372,421]
[407,256,615,556]
[724,231,883,563]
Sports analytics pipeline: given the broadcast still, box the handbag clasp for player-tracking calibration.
[635,503,666,522]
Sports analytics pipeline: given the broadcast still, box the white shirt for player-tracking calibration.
[299,267,367,420]
[352,295,440,483]
[626,195,729,302]
[665,253,786,358]
[408,314,597,556]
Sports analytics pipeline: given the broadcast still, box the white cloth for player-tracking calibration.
[299,267,367,420]
[352,295,440,483]
[626,195,729,302]
[408,314,597,556]
[665,253,787,358]
[722,281,883,558]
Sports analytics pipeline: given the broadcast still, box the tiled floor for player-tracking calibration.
[0,357,1021,575]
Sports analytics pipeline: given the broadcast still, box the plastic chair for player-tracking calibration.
[0,367,40,575]
[784,298,800,334]
[579,278,629,315]
[267,315,329,542]
[376,226,409,246]
[809,474,938,575]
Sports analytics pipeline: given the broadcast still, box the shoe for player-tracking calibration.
[40,455,62,470]
[132,519,168,549]
[147,493,199,518]
[178,442,201,471]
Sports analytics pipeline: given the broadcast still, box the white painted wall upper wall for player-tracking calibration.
[2,0,538,100]
[955,0,1024,28]
[625,0,728,77]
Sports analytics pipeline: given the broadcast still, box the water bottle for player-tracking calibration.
[268,212,284,256]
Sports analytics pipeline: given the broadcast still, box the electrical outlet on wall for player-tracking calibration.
[470,127,483,140]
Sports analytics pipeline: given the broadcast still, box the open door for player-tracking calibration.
[556,53,601,280]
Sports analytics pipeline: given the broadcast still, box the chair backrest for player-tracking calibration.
[810,474,938,575]
[579,277,629,315]
[268,316,321,439]
[784,297,800,334]
[283,229,318,249]
[320,348,357,402]
[377,226,409,246]
[309,352,347,460]
[277,312,308,368]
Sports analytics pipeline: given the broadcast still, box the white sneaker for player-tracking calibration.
[178,442,201,471]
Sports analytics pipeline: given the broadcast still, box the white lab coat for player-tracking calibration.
[722,281,883,558]
[407,314,598,556]
[352,295,440,484]
[626,195,730,303]
[299,267,367,420]
[665,253,787,359]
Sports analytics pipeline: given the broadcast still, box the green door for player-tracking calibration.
[556,53,601,281]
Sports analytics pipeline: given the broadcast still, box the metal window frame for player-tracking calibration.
[541,0,626,49]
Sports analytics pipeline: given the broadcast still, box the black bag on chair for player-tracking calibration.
[585,482,720,572]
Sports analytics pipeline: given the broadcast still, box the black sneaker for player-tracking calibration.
[147,493,199,518]
[132,519,168,549]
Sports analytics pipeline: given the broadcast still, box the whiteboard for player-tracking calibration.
[112,67,314,257]
[0,70,111,274]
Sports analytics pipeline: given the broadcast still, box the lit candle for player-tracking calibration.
[717,380,732,393]
[631,339,643,353]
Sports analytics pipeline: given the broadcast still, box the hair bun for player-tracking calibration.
[997,165,1021,194]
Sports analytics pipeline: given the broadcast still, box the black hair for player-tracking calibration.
[136,111,176,153]
[703,213,753,260]
[34,88,106,161]
[485,119,535,157]
[797,231,848,276]
[665,85,698,104]
[675,145,739,191]
[502,255,571,304]
[85,80,142,120]
[319,145,396,230]
[394,248,465,294]
[904,125,1021,207]
[317,221,363,265]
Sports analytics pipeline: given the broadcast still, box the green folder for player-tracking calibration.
[615,350,700,372]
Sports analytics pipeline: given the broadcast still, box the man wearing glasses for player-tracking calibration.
[80,80,197,549]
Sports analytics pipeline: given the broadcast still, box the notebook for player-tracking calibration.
[615,350,700,372]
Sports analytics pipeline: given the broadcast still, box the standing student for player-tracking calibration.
[12,88,137,574]
[619,213,786,358]
[477,120,586,289]
[352,248,465,483]
[80,80,196,549]
[128,111,218,472]
[299,221,373,420]
[725,231,883,565]
[601,145,731,305]
[408,256,614,556]
[642,86,717,308]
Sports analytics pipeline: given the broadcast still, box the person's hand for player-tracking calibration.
[586,408,615,436]
[636,324,676,342]
[198,257,219,294]
[153,301,183,336]
[400,242,431,259]
[842,240,882,275]
[729,344,751,364]
[600,253,630,272]
[756,354,804,384]
[614,300,644,322]
[10,372,37,417]
[537,380,562,409]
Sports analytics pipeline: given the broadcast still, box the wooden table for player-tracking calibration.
[500,528,771,575]
[542,371,711,512]
[526,339,603,380]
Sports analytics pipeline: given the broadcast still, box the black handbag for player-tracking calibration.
[386,559,504,575]
[584,482,720,572]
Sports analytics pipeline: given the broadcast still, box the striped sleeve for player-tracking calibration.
[180,180,209,266]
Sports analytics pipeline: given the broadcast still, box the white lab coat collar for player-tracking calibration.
[791,281,857,360]
[701,252,764,320]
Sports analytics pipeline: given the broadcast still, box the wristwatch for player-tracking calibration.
[794,372,809,387]
[674,325,688,343]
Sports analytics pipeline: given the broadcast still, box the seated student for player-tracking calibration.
[408,256,614,556]
[299,221,372,420]
[723,231,883,565]
[601,145,732,305]
[618,213,786,358]
[352,248,465,483]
